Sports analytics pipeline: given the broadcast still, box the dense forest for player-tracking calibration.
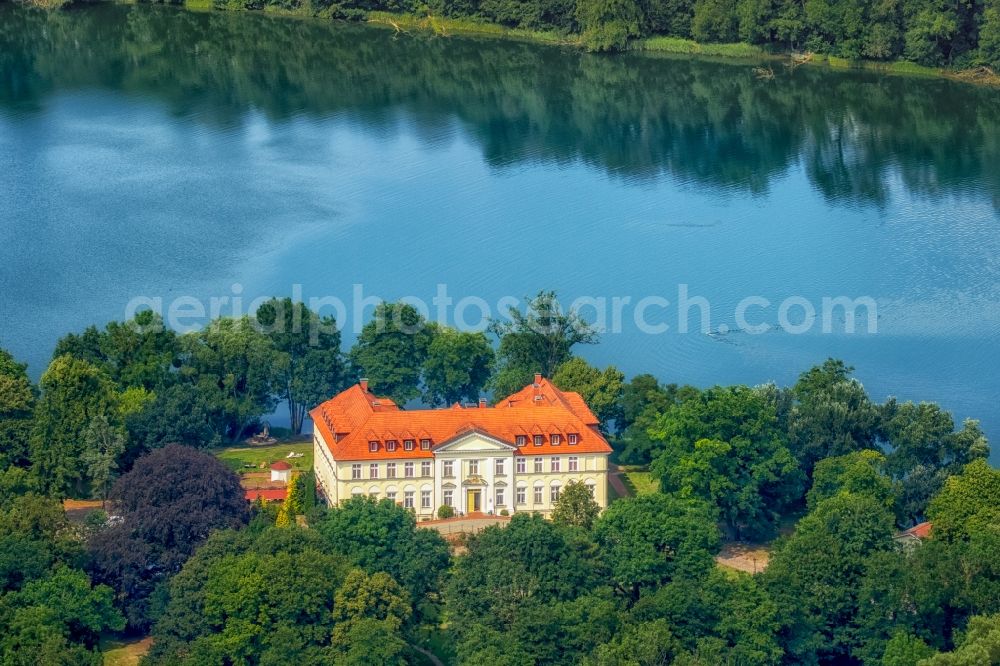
[3,6,999,211]
[1,292,999,663]
[13,0,999,60]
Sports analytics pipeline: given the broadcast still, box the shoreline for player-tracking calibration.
[24,0,998,87]
[175,1,1000,87]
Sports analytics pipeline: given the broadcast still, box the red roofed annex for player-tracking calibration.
[310,374,612,517]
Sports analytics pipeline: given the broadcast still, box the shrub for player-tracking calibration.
[577,0,645,50]
[437,504,455,519]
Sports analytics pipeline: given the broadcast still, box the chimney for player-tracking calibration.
[479,398,487,408]
[359,378,369,392]
[534,373,542,385]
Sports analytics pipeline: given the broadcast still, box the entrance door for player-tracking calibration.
[466,489,481,513]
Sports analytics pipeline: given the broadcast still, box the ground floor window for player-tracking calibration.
[386,491,397,503]
[443,489,453,506]
[421,489,431,509]
[533,485,543,505]
[516,487,526,505]
[404,491,414,509]
[550,485,561,503]
[495,488,505,507]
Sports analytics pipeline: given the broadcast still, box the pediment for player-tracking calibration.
[432,429,516,454]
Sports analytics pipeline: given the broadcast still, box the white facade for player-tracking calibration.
[313,429,609,518]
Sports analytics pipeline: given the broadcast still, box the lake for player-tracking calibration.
[1,4,998,459]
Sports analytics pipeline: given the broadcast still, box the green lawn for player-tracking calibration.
[101,636,152,666]
[215,441,313,474]
[622,469,659,496]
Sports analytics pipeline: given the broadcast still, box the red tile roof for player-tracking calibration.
[270,460,292,471]
[310,377,611,461]
[902,521,933,540]
[245,488,287,502]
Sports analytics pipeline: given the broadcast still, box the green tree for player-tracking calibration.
[981,0,1000,67]
[53,311,178,391]
[787,359,881,474]
[589,618,685,665]
[594,493,720,603]
[0,566,123,664]
[807,449,895,510]
[552,358,625,432]
[693,0,739,41]
[331,569,411,658]
[30,355,120,497]
[0,348,36,469]
[764,492,897,663]
[421,327,494,406]
[926,459,1000,542]
[576,0,646,50]
[254,298,347,434]
[489,291,598,396]
[315,496,449,617]
[551,479,602,529]
[882,400,990,523]
[922,614,1000,664]
[446,514,614,664]
[148,527,358,665]
[649,385,803,539]
[177,317,287,442]
[882,631,935,666]
[124,383,221,457]
[349,302,436,404]
[616,377,697,465]
[79,415,126,507]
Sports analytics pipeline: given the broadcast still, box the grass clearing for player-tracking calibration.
[637,36,764,58]
[622,469,659,495]
[367,12,572,45]
[215,441,313,474]
[101,636,152,666]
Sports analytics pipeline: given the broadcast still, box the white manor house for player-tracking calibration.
[310,374,612,517]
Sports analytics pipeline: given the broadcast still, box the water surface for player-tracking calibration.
[1,5,998,458]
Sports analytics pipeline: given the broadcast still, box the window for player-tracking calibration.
[551,457,561,472]
[568,456,578,472]
[443,461,454,478]
[369,441,379,453]
[516,458,526,474]
[495,459,505,475]
[533,434,544,446]
[404,491,414,509]
[421,490,431,509]
[386,440,397,452]
[551,485,561,502]
[568,433,578,445]
[533,485,543,504]
[585,482,596,497]
[369,463,379,479]
[421,461,432,477]
[386,462,396,479]
[469,460,479,475]
[386,490,397,502]
[420,439,431,450]
[516,435,527,446]
[404,439,414,451]
[516,487,526,505]
[534,458,543,473]
[551,434,562,446]
[351,464,362,480]
[404,462,414,478]
[443,489,453,506]
[495,488,505,507]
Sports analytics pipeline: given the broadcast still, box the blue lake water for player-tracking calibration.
[1,5,998,460]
